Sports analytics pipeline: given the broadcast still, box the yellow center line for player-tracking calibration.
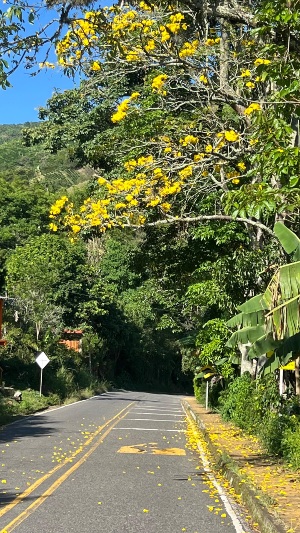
[0,401,134,532]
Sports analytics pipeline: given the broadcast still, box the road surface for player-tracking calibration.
[0,391,252,533]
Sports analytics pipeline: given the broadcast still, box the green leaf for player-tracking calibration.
[238,293,267,313]
[226,312,243,328]
[289,176,299,187]
[274,222,300,260]
[248,334,279,358]
[226,325,265,347]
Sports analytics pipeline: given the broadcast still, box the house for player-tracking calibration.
[59,329,83,353]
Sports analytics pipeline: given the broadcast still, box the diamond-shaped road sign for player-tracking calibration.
[36,352,50,369]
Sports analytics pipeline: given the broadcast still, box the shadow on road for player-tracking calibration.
[0,490,49,508]
[0,415,58,444]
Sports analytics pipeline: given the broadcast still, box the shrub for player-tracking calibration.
[193,378,206,404]
[281,423,300,469]
[218,373,257,432]
[259,413,298,456]
[218,373,281,436]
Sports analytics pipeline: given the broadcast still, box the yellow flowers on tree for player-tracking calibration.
[5,0,299,242]
[38,0,300,240]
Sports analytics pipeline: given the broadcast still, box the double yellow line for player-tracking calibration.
[0,401,134,532]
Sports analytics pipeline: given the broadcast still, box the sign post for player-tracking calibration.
[35,352,50,396]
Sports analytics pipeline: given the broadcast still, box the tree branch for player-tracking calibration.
[125,214,274,236]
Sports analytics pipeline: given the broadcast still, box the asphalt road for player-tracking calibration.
[0,391,250,533]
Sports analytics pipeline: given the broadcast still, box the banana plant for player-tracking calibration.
[226,222,300,374]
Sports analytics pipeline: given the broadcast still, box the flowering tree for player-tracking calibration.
[37,0,300,240]
[6,0,300,378]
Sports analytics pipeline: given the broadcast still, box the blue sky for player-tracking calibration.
[0,1,115,125]
[0,68,79,125]
[0,3,88,125]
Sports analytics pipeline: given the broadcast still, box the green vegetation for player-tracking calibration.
[1,0,300,468]
[201,373,300,470]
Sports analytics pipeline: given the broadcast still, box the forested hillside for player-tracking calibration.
[0,123,93,190]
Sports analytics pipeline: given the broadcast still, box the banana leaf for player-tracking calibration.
[274,222,300,261]
[275,331,300,358]
[258,333,300,375]
[263,262,300,340]
[226,225,300,370]
[226,313,243,328]
[226,325,265,347]
[248,334,279,359]
[238,293,267,313]
[260,351,293,376]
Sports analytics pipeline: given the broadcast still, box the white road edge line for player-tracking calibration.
[113,428,185,432]
[137,406,181,409]
[133,409,183,413]
[124,418,185,422]
[33,394,102,415]
[131,413,185,416]
[135,405,183,412]
[183,406,245,533]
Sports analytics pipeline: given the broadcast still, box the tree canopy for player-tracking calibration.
[2,0,300,392]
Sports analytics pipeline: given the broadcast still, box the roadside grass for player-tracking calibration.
[0,380,111,426]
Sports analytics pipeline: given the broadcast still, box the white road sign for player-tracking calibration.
[36,352,50,369]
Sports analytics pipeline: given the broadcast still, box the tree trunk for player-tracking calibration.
[239,342,255,376]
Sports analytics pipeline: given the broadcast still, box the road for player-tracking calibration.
[0,391,251,533]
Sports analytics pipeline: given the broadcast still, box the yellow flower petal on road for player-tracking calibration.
[143,509,149,513]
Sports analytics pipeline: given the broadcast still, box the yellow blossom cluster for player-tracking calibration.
[205,37,220,46]
[108,7,188,61]
[55,11,106,71]
[165,12,187,34]
[112,9,139,36]
[244,102,261,115]
[49,196,69,217]
[241,69,251,77]
[254,58,271,66]
[151,74,168,94]
[179,40,199,58]
[124,155,154,171]
[199,74,208,84]
[180,135,198,146]
[217,130,240,142]
[139,1,153,11]
[56,13,100,66]
[226,170,241,184]
[91,61,101,71]
[111,92,140,123]
[237,162,246,171]
[240,68,257,90]
[194,153,205,162]
[49,142,207,234]
[178,165,193,179]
